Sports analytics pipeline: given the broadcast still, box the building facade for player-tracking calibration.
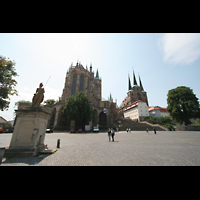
[148,107,170,118]
[47,62,117,131]
[123,100,149,122]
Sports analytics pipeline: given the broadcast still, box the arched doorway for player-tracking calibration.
[99,111,107,130]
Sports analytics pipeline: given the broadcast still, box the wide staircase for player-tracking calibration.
[117,118,168,131]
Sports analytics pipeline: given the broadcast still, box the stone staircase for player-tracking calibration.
[117,118,167,131]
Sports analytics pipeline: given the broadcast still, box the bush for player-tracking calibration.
[145,116,157,124]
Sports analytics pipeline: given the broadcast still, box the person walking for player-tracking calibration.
[153,128,156,135]
[146,128,149,134]
[111,128,115,142]
[108,128,111,142]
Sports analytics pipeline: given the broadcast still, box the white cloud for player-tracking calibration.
[158,33,200,65]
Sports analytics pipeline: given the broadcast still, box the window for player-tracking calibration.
[79,74,84,92]
[71,73,77,95]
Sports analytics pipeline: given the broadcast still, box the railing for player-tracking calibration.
[140,121,168,131]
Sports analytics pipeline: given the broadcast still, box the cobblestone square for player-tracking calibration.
[1,131,200,166]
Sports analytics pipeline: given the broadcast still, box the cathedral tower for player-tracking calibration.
[119,71,148,111]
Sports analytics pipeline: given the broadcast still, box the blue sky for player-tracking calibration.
[1,33,200,120]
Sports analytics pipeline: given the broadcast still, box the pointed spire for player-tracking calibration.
[139,74,144,91]
[109,93,113,102]
[95,69,99,79]
[128,73,132,91]
[133,69,138,86]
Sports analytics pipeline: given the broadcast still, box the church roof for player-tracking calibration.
[124,100,146,112]
[101,97,108,101]
[133,70,138,86]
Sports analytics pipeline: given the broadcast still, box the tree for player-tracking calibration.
[44,99,56,105]
[167,86,200,125]
[14,100,31,109]
[145,116,157,124]
[0,56,18,110]
[62,91,92,129]
[157,116,172,125]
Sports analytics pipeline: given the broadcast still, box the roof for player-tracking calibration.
[123,100,146,112]
[101,97,108,101]
[0,116,7,123]
[133,85,140,87]
[148,107,168,112]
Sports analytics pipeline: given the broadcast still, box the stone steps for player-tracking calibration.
[118,119,167,131]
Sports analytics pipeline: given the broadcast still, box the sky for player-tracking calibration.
[1,33,200,121]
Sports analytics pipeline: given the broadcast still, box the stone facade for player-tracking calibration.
[123,100,149,122]
[4,106,51,157]
[119,72,148,112]
[47,62,117,131]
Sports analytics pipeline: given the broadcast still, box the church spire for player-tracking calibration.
[133,70,138,86]
[95,69,99,79]
[139,74,144,91]
[109,93,113,102]
[128,73,132,91]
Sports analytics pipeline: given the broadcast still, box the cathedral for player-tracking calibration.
[119,71,148,112]
[47,62,117,131]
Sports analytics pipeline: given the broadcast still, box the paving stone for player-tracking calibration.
[1,131,200,166]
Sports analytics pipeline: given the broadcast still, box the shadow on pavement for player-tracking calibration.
[2,154,51,166]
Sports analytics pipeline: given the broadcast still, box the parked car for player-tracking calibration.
[0,127,3,133]
[78,129,82,133]
[46,128,53,133]
[71,129,76,133]
[93,126,99,133]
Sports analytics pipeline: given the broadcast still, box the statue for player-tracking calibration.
[32,83,45,106]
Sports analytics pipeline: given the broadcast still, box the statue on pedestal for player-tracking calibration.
[32,83,45,106]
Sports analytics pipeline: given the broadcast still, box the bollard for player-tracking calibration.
[57,139,60,148]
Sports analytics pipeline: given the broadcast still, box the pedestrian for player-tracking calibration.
[108,128,111,142]
[153,128,156,135]
[127,128,128,132]
[111,128,115,142]
[146,128,149,134]
[129,128,131,132]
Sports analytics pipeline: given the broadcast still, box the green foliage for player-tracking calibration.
[4,121,12,128]
[0,56,18,110]
[145,116,175,130]
[167,86,200,125]
[164,123,174,131]
[197,118,200,124]
[44,97,61,106]
[157,116,172,125]
[14,100,31,108]
[44,99,56,105]
[145,116,157,124]
[62,91,92,126]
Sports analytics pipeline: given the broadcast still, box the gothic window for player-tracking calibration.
[79,74,84,92]
[71,73,77,96]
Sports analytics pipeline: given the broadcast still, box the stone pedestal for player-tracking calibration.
[4,106,53,157]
